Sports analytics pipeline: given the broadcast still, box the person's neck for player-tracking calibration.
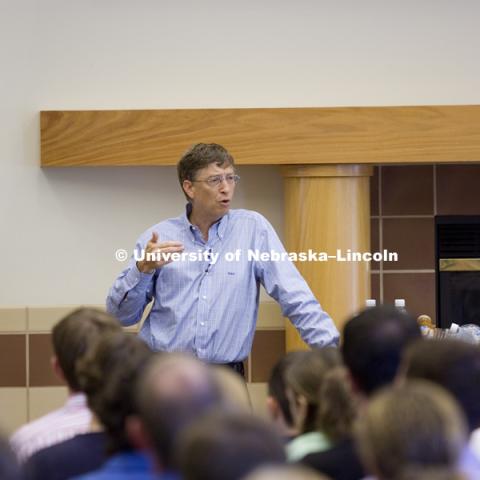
[89,414,104,433]
[189,209,221,242]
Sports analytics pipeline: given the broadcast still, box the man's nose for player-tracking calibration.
[218,177,231,192]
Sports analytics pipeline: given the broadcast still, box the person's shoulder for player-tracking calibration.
[229,209,270,225]
[137,214,185,243]
[11,406,64,443]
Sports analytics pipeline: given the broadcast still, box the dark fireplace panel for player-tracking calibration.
[436,216,480,329]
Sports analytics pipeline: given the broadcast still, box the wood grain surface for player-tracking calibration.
[41,105,480,167]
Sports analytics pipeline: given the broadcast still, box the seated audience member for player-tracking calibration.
[266,352,303,442]
[341,305,421,399]
[300,367,364,480]
[69,331,153,479]
[127,353,224,475]
[176,412,285,480]
[245,465,332,480]
[355,381,467,480]
[23,329,146,480]
[0,435,22,480]
[402,338,480,479]
[10,308,121,462]
[284,348,357,465]
[211,365,252,412]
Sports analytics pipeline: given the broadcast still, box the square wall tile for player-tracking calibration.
[29,334,62,387]
[28,306,81,332]
[257,302,285,329]
[29,387,69,422]
[437,165,480,215]
[0,335,26,387]
[251,330,285,383]
[383,218,435,270]
[383,272,435,320]
[0,388,28,434]
[0,308,27,333]
[246,383,269,418]
[382,165,434,215]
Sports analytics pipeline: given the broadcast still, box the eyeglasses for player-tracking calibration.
[192,174,240,188]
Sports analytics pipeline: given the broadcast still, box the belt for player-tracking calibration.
[219,361,245,379]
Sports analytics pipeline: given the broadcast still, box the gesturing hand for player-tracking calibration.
[136,232,184,274]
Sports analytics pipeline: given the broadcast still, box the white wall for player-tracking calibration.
[1,0,479,304]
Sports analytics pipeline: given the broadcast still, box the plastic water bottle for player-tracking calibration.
[394,298,406,312]
[448,323,480,344]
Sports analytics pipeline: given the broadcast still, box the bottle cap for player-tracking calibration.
[449,323,460,333]
[394,298,406,308]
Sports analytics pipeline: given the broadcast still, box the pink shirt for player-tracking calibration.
[10,392,92,463]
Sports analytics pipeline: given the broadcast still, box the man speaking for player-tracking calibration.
[106,144,339,375]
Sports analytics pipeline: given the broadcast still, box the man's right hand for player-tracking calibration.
[136,232,184,274]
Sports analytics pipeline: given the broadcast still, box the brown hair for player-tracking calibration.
[177,143,234,199]
[355,380,467,480]
[51,308,121,391]
[77,331,153,454]
[285,348,346,434]
[177,412,285,480]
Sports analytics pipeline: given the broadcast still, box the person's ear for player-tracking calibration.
[266,396,280,420]
[51,356,66,382]
[126,415,152,451]
[183,180,195,201]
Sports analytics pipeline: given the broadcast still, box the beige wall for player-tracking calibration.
[1,1,480,305]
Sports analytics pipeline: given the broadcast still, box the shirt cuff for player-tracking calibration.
[123,264,155,291]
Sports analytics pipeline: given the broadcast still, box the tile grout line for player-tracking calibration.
[378,166,384,303]
[26,308,30,422]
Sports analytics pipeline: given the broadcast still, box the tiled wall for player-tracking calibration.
[0,304,285,434]
[371,164,480,322]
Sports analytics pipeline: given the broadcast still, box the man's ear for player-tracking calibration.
[182,180,194,201]
[126,416,164,472]
[126,415,152,451]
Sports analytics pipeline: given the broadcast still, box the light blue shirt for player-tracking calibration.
[106,207,339,362]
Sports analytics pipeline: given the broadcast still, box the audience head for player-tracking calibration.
[177,143,235,200]
[177,412,285,480]
[285,348,355,440]
[402,338,480,432]
[267,351,304,437]
[133,353,223,471]
[342,305,421,396]
[244,465,332,480]
[51,307,121,392]
[77,331,153,454]
[355,380,467,480]
[211,365,251,412]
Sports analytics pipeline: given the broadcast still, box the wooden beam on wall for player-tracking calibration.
[41,105,480,167]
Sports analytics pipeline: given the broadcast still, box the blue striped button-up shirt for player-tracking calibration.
[106,207,339,362]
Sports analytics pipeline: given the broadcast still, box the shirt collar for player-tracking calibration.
[182,203,229,241]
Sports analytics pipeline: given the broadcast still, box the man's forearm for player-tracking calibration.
[106,265,155,326]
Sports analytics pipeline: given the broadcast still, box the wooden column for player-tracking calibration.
[282,165,373,351]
